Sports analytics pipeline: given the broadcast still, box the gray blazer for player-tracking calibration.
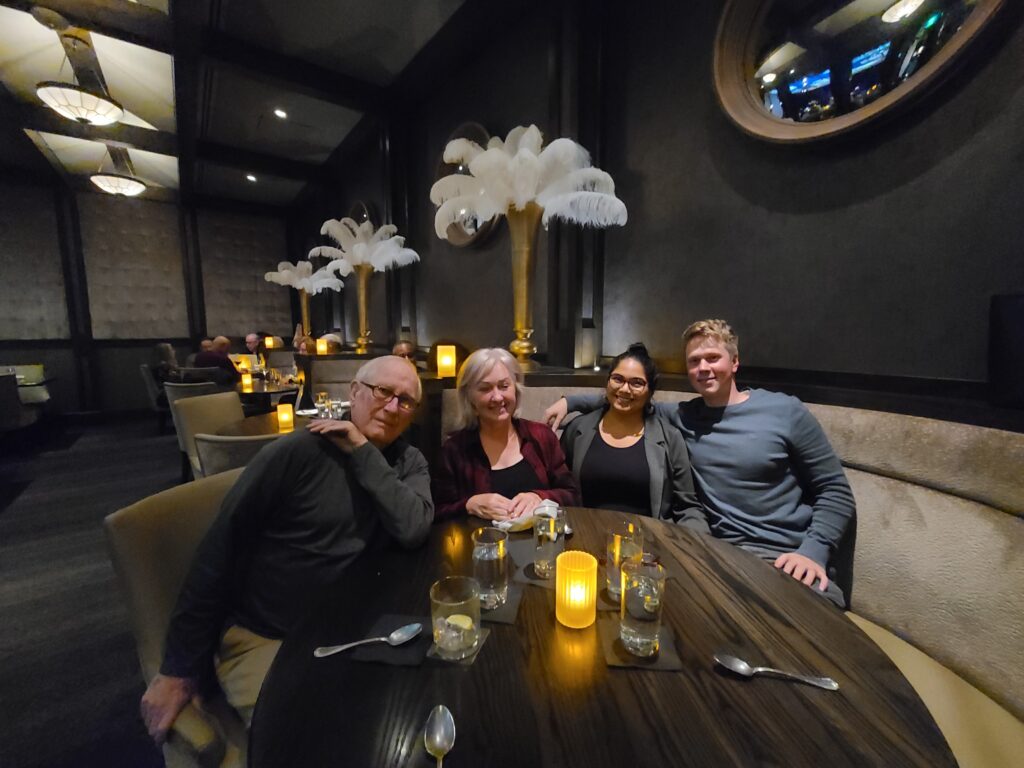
[559,408,708,531]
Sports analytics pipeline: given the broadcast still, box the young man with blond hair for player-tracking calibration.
[546,319,855,607]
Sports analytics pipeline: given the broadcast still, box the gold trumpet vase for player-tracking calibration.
[299,289,311,336]
[354,263,374,354]
[506,201,543,370]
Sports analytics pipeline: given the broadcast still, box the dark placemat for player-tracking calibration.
[482,583,523,624]
[595,615,683,671]
[506,535,537,568]
[348,614,432,666]
[512,560,557,590]
[426,626,492,666]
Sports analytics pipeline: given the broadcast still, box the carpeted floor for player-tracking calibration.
[0,417,178,768]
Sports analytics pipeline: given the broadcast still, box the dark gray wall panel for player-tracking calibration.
[94,343,192,412]
[602,1,1024,380]
[78,194,189,340]
[409,9,555,353]
[0,180,69,340]
[198,209,292,340]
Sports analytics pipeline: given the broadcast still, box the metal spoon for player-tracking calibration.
[424,705,455,767]
[313,622,422,658]
[714,652,839,690]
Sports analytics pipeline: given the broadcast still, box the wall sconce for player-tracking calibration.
[264,337,275,349]
[437,345,457,378]
[555,551,597,629]
[316,338,328,355]
[241,373,253,392]
[277,403,294,432]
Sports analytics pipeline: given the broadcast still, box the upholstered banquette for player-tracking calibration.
[440,384,1024,766]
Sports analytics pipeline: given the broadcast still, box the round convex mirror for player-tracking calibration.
[435,122,499,247]
[714,0,1005,142]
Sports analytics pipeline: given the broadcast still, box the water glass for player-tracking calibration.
[533,508,566,579]
[619,559,666,657]
[329,399,346,419]
[315,391,330,419]
[471,527,509,610]
[429,576,481,661]
[605,520,644,599]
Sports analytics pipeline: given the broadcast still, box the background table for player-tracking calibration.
[249,509,955,767]
[217,413,312,436]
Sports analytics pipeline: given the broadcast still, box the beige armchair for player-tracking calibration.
[165,382,219,481]
[104,468,247,768]
[194,433,280,478]
[173,392,245,480]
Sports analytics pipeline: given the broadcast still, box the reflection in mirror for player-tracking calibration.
[435,122,498,247]
[755,0,979,123]
[715,0,1004,141]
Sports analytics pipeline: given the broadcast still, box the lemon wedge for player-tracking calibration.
[446,614,474,631]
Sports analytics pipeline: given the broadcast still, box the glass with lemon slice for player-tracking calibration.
[429,576,481,660]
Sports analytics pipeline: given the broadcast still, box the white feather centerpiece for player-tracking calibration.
[264,259,351,336]
[308,217,420,354]
[430,124,627,368]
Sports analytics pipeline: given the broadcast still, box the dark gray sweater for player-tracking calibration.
[565,389,854,567]
[161,428,433,678]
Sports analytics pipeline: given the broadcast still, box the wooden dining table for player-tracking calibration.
[217,412,313,436]
[248,509,955,767]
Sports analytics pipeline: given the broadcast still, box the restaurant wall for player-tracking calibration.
[407,7,556,353]
[599,1,1024,382]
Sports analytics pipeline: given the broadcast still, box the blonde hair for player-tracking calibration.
[455,348,523,429]
[681,319,739,359]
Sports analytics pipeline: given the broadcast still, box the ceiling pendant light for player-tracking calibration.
[37,81,124,126]
[90,172,146,196]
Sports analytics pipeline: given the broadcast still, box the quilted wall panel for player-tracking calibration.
[0,181,70,339]
[78,193,188,339]
[198,209,292,339]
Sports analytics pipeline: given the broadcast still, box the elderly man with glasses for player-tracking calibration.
[141,356,432,743]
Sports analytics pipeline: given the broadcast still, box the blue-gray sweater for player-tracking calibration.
[564,389,854,567]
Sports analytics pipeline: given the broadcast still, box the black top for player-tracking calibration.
[579,432,650,516]
[489,458,542,498]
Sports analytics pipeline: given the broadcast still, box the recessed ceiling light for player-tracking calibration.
[762,73,777,84]
[246,174,257,182]
[273,108,287,119]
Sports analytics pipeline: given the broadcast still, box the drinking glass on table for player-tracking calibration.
[314,391,330,419]
[430,576,481,660]
[620,558,666,657]
[472,527,509,609]
[533,507,566,579]
[329,399,346,419]
[605,520,644,599]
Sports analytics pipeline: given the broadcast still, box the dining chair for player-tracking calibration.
[194,433,280,478]
[104,468,247,768]
[14,363,50,406]
[174,392,245,481]
[165,382,219,481]
[139,364,171,434]
[0,373,38,433]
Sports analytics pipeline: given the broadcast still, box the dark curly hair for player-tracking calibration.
[607,342,658,414]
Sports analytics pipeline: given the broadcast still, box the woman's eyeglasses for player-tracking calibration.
[609,374,648,392]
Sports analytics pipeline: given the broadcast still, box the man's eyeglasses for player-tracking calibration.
[609,374,648,392]
[359,382,419,413]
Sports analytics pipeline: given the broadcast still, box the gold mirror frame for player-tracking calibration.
[713,0,1005,143]
[435,121,499,247]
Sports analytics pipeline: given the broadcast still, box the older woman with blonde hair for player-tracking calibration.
[432,348,579,521]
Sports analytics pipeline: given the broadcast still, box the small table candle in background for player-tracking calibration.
[277,403,294,432]
[264,336,275,349]
[316,338,328,355]
[555,551,598,629]
[241,372,253,392]
[437,345,456,378]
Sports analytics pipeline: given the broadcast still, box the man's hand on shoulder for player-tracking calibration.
[140,673,199,744]
[307,419,369,454]
[773,552,829,592]
[543,398,568,430]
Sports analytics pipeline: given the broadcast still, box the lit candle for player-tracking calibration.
[555,551,597,629]
[437,345,456,378]
[316,338,328,355]
[277,403,294,432]
[264,336,275,349]
[241,372,253,392]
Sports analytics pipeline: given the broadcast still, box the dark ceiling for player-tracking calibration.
[0,0,490,210]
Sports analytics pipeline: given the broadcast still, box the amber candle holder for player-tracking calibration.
[555,551,598,629]
[316,338,328,355]
[277,403,294,432]
[264,336,275,349]
[240,372,253,392]
[437,345,456,378]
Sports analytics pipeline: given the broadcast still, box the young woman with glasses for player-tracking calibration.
[560,344,707,527]
[432,348,579,521]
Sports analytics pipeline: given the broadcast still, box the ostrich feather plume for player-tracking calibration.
[430,124,627,241]
[310,217,419,273]
[264,260,348,295]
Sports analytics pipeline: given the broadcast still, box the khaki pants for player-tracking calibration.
[215,624,282,727]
